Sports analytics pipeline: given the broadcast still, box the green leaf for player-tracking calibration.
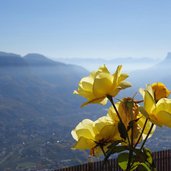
[104,145,128,162]
[137,162,151,171]
[143,148,153,164]
[118,121,127,140]
[107,140,123,149]
[127,118,140,131]
[130,162,140,171]
[108,145,128,154]
[118,153,129,170]
[143,148,156,170]
[133,148,146,162]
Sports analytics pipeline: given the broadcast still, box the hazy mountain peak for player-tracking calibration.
[0,51,21,57]
[24,53,64,66]
[165,52,171,60]
[0,51,27,66]
[24,53,54,62]
[159,52,171,65]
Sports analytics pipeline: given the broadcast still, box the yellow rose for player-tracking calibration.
[108,98,138,126]
[151,82,170,102]
[71,116,119,156]
[107,98,155,144]
[139,83,171,127]
[74,65,131,107]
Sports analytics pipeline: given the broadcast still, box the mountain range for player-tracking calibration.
[129,52,171,89]
[0,52,99,171]
[0,51,171,171]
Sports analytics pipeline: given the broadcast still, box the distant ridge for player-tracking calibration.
[163,52,171,62]
[129,52,171,90]
[0,51,27,66]
[0,51,90,171]
[0,51,69,67]
[152,52,171,67]
[24,53,65,66]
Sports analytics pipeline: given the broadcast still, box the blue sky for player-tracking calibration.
[0,0,171,59]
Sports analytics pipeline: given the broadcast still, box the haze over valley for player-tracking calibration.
[57,56,160,73]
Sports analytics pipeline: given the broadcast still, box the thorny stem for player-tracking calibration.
[126,106,134,171]
[107,95,131,146]
[107,95,123,123]
[134,118,148,148]
[100,145,107,157]
[126,135,134,171]
[107,95,153,171]
[107,95,131,147]
[106,95,155,171]
[140,123,154,150]
[100,145,113,171]
[127,117,152,170]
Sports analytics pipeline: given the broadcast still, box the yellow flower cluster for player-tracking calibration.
[71,116,118,156]
[74,65,131,107]
[72,65,171,157]
[139,82,171,127]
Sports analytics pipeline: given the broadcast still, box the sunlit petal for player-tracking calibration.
[72,137,95,150]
